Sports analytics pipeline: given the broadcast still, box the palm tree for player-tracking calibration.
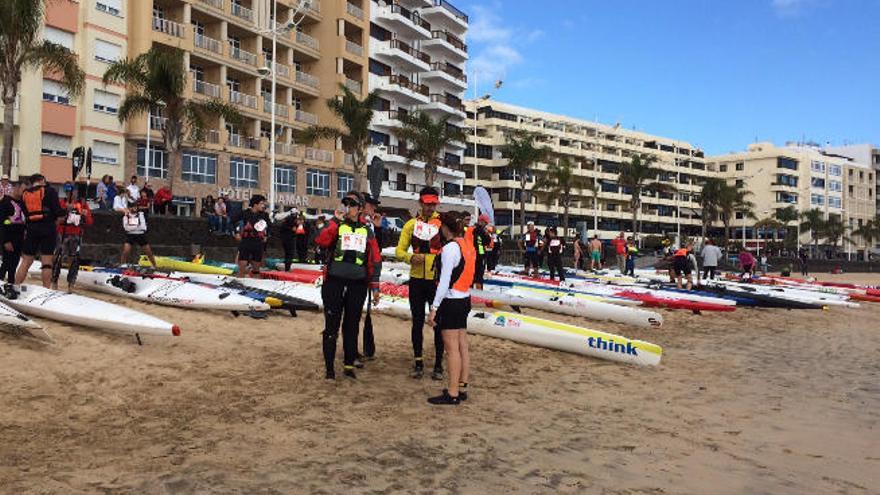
[717,183,755,244]
[1,0,85,175]
[499,130,551,234]
[821,215,847,256]
[393,112,466,189]
[103,47,241,191]
[532,156,590,237]
[696,177,725,240]
[298,83,380,191]
[852,218,880,255]
[799,208,825,258]
[618,154,674,238]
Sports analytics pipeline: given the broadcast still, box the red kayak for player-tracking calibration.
[614,290,736,312]
[261,270,322,284]
[849,293,880,303]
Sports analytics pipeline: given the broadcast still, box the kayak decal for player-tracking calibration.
[587,336,639,356]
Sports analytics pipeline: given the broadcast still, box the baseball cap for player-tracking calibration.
[478,214,490,223]
[363,192,381,206]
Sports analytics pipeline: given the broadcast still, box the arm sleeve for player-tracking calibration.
[395,219,414,263]
[314,219,339,248]
[83,204,94,226]
[368,234,381,289]
[432,243,461,309]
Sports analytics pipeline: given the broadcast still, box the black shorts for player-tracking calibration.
[22,230,57,256]
[125,233,150,247]
[238,240,264,262]
[524,250,539,268]
[437,297,471,331]
[673,257,691,276]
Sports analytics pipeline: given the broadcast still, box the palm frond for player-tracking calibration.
[295,125,345,144]
[22,40,85,96]
[102,55,148,90]
[116,94,153,125]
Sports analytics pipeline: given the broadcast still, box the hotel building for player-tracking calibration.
[825,144,880,217]
[366,0,471,210]
[463,100,710,238]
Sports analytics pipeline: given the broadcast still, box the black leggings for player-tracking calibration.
[547,254,565,281]
[321,276,368,372]
[282,237,295,271]
[409,278,443,370]
[703,266,717,280]
[0,236,22,284]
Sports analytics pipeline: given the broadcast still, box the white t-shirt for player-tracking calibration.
[123,211,147,235]
[113,195,131,211]
[432,241,470,310]
[127,184,140,200]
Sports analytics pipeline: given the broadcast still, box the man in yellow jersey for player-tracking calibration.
[396,186,444,379]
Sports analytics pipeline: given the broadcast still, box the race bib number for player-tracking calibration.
[550,240,560,247]
[254,219,267,232]
[125,214,139,227]
[413,221,439,241]
[66,212,82,226]
[341,233,367,253]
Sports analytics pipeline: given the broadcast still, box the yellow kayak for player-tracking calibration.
[139,255,234,275]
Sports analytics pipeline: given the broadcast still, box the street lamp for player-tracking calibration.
[258,0,312,214]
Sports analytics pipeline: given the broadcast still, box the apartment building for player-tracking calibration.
[366,0,471,210]
[463,100,710,238]
[1,0,129,184]
[118,0,368,215]
[710,142,876,256]
[825,144,880,216]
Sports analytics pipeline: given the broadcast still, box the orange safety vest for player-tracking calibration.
[23,186,48,221]
[674,248,688,257]
[451,238,476,292]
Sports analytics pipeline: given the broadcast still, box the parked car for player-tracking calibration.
[383,216,405,232]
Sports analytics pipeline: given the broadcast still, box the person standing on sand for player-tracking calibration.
[700,238,722,281]
[625,237,638,277]
[314,191,380,380]
[14,174,64,289]
[519,221,540,277]
[0,181,26,290]
[396,187,444,380]
[673,243,694,290]
[233,196,271,278]
[358,192,383,364]
[543,227,565,281]
[426,211,476,406]
[588,234,603,271]
[798,247,809,276]
[611,231,627,274]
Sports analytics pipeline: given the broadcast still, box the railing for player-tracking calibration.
[199,0,224,10]
[275,142,300,156]
[296,31,319,50]
[428,62,466,82]
[273,62,290,79]
[344,78,362,94]
[431,0,468,23]
[263,99,289,118]
[305,147,333,162]
[388,40,430,64]
[229,45,258,66]
[388,75,429,96]
[430,94,464,112]
[295,109,317,125]
[205,129,221,144]
[345,40,363,57]
[344,153,354,166]
[229,90,257,109]
[150,115,168,130]
[295,70,319,88]
[194,33,222,54]
[304,0,321,14]
[385,4,431,31]
[431,30,467,52]
[193,79,221,97]
[346,2,364,19]
[152,17,185,38]
[229,134,262,150]
[230,2,254,22]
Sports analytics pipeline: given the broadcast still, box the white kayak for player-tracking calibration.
[73,270,270,312]
[707,280,858,308]
[468,310,662,366]
[2,284,179,337]
[473,288,663,328]
[0,299,52,342]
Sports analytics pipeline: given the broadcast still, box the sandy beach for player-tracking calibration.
[1,273,879,494]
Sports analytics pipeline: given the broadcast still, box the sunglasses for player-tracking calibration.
[341,197,362,208]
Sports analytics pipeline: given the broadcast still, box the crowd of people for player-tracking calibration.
[96,175,173,215]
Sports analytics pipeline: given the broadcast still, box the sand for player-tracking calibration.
[1,273,879,494]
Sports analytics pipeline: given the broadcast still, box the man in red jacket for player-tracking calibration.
[54,182,93,289]
[314,191,380,380]
[611,231,628,274]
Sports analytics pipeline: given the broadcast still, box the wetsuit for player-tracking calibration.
[20,185,63,257]
[0,196,25,283]
[546,237,565,281]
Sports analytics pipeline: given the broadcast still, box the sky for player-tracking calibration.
[458,0,880,155]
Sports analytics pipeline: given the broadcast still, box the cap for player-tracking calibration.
[418,186,440,204]
[363,192,381,206]
[527,220,535,226]
[478,214,490,224]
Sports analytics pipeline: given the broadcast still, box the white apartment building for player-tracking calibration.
[824,144,880,216]
[366,0,471,210]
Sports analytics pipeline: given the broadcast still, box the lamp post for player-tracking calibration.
[258,0,311,214]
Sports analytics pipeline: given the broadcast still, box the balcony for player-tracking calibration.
[229,90,258,110]
[295,70,319,88]
[344,78,362,94]
[296,31,319,52]
[422,30,468,60]
[194,33,223,55]
[373,39,431,72]
[152,17,186,38]
[272,61,290,79]
[193,79,222,98]
[372,109,404,129]
[263,99,289,118]
[229,45,258,66]
[197,0,224,10]
[374,3,432,39]
[305,147,333,163]
[150,115,168,130]
[230,3,254,23]
[422,62,467,90]
[425,94,465,118]
[295,109,318,125]
[205,129,221,144]
[275,142,301,156]
[421,0,468,30]
[374,74,430,104]
[346,2,364,20]
[345,39,364,58]
[228,134,262,150]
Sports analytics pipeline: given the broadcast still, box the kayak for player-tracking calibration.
[468,311,662,366]
[74,270,270,312]
[2,284,179,337]
[140,255,233,275]
[0,299,52,342]
[169,272,320,311]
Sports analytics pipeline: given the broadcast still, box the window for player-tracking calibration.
[735,179,744,188]
[92,140,119,164]
[230,157,259,188]
[96,0,122,16]
[182,151,217,183]
[811,160,825,173]
[810,193,825,206]
[44,27,74,49]
[828,164,842,176]
[735,212,744,220]
[811,177,825,189]
[336,173,354,198]
[369,58,391,76]
[95,39,121,63]
[136,144,168,178]
[42,80,70,104]
[40,133,70,157]
[719,164,727,172]
[777,157,798,170]
[735,162,744,171]
[275,166,296,192]
[828,196,842,208]
[93,89,120,114]
[776,192,798,204]
[306,169,330,196]
[829,180,842,192]
[776,174,798,187]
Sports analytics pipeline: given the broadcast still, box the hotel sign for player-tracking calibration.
[218,187,311,207]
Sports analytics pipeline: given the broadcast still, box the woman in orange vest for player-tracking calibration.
[427,211,476,405]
